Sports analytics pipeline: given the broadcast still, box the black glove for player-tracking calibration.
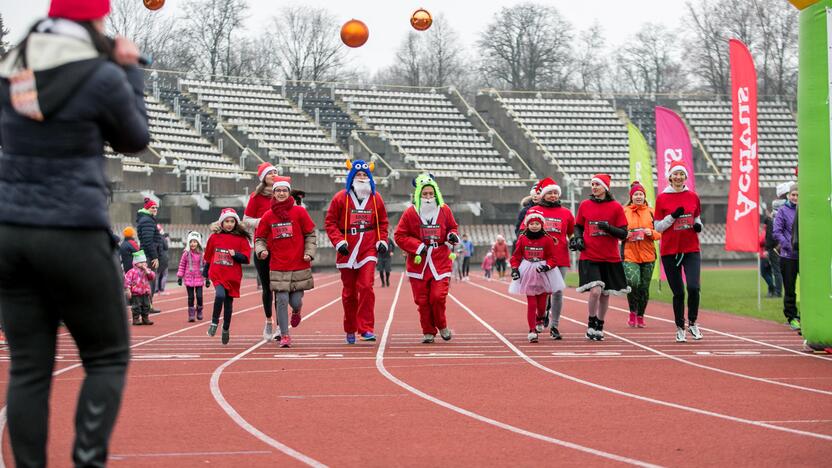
[569,236,585,252]
[597,221,610,232]
[671,207,685,219]
[377,243,388,256]
[448,233,460,244]
[511,268,520,281]
[177,277,183,286]
[693,223,702,233]
[205,279,211,288]
[338,244,350,257]
[537,264,551,273]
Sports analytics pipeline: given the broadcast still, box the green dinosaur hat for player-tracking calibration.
[412,173,443,211]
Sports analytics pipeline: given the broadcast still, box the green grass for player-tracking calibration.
[564,268,786,323]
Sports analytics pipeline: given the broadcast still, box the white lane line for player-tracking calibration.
[0,278,339,468]
[376,275,662,467]
[468,281,832,396]
[756,419,832,424]
[209,296,340,468]
[110,450,273,459]
[449,293,832,443]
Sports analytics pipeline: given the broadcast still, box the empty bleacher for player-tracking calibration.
[678,100,797,186]
[336,88,524,187]
[283,84,358,151]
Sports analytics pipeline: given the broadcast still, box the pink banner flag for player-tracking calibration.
[655,106,696,194]
[726,39,759,252]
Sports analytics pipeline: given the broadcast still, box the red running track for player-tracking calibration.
[0,272,830,466]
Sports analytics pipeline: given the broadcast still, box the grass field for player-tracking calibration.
[564,268,787,323]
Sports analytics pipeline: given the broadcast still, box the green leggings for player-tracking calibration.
[624,261,655,316]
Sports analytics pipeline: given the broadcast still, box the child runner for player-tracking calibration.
[492,235,510,280]
[124,250,155,326]
[482,251,494,280]
[655,165,704,342]
[204,208,252,345]
[570,174,630,341]
[177,231,206,322]
[254,177,317,348]
[395,174,460,343]
[623,181,661,328]
[509,211,565,342]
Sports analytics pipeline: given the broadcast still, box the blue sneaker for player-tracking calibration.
[359,331,376,341]
[346,333,356,345]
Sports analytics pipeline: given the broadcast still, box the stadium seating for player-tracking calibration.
[283,84,357,151]
[335,88,524,187]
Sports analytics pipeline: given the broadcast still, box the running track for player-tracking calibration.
[0,272,830,466]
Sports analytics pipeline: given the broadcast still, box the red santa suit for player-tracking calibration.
[204,231,251,298]
[324,189,389,335]
[395,203,459,336]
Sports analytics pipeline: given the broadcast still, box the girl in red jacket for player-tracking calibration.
[204,208,252,345]
[395,174,460,344]
[569,174,630,341]
[254,177,317,348]
[510,211,565,342]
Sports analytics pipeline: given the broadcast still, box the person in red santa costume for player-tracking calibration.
[518,178,575,340]
[324,159,390,344]
[395,173,460,344]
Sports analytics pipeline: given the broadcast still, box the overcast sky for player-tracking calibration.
[5,0,690,73]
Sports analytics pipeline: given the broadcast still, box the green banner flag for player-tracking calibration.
[628,123,660,280]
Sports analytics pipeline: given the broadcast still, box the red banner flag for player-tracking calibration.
[655,106,696,194]
[726,39,759,252]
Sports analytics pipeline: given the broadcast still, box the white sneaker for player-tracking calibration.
[675,327,687,343]
[586,327,597,340]
[688,324,703,340]
[422,334,435,344]
[535,323,544,333]
[263,321,274,341]
[527,332,539,343]
[439,328,452,341]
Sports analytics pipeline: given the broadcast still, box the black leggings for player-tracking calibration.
[661,252,701,328]
[780,257,799,321]
[186,286,204,308]
[0,226,129,468]
[254,254,272,318]
[462,257,471,276]
[212,284,234,330]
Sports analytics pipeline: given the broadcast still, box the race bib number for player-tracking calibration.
[628,228,646,242]
[271,222,293,240]
[213,248,233,266]
[544,217,563,234]
[588,221,609,237]
[674,214,694,231]
[350,209,372,228]
[524,245,544,261]
[420,224,440,243]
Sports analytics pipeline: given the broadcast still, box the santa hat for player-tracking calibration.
[529,181,540,196]
[257,162,278,182]
[537,177,561,197]
[122,226,136,238]
[667,164,689,180]
[775,181,792,198]
[185,231,203,248]
[345,159,376,195]
[629,181,647,199]
[132,250,147,265]
[412,173,443,211]
[272,176,292,191]
[217,208,240,225]
[143,197,158,210]
[591,174,612,192]
[49,0,110,21]
[523,209,546,227]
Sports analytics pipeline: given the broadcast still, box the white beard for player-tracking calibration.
[419,199,439,223]
[353,181,372,199]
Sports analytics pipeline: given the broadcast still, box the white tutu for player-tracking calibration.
[508,260,566,296]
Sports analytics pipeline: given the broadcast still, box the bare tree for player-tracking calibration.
[683,0,730,94]
[390,31,423,87]
[180,0,248,78]
[269,6,344,82]
[753,0,798,96]
[107,0,184,70]
[224,36,278,80]
[477,2,574,90]
[422,14,464,87]
[616,23,688,97]
[575,23,608,94]
[0,13,10,56]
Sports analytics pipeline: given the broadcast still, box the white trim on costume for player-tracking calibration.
[576,280,606,293]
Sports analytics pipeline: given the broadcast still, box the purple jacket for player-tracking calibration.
[772,202,797,260]
[177,250,205,287]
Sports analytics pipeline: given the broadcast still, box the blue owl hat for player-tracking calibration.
[345,159,376,195]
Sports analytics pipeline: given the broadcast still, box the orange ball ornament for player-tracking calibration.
[143,0,165,11]
[340,19,369,48]
[410,8,432,31]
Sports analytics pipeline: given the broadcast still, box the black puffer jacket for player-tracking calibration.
[0,20,149,229]
[136,210,162,262]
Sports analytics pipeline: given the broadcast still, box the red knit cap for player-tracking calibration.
[143,197,158,210]
[257,162,278,182]
[49,0,110,21]
[629,181,646,198]
[591,174,612,192]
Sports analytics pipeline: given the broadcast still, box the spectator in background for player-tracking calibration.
[773,183,800,332]
[492,235,510,280]
[376,240,395,287]
[136,198,162,312]
[155,225,170,294]
[759,215,775,298]
[119,226,140,273]
[0,0,148,464]
[515,181,541,237]
[461,234,474,280]
[482,251,494,280]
